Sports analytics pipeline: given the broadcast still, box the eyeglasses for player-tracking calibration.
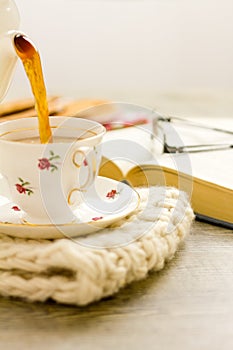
[152,115,233,154]
[70,101,233,154]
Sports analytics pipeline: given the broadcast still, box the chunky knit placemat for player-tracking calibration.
[0,186,194,306]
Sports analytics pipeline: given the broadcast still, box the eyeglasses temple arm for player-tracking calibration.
[158,115,233,135]
[165,143,233,153]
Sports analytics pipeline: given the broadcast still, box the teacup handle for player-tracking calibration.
[68,146,97,206]
[72,147,93,190]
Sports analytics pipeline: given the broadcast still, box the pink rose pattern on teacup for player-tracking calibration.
[14,150,94,198]
[14,150,60,197]
[38,158,50,170]
[13,148,109,219]
[15,178,34,196]
[38,150,60,172]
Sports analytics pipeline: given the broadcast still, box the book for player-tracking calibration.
[98,122,233,229]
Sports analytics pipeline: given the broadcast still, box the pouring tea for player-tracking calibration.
[0,0,52,143]
[0,0,107,225]
[13,34,52,143]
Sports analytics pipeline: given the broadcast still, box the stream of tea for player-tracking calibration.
[13,34,52,143]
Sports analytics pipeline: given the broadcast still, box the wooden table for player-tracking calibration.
[0,220,232,350]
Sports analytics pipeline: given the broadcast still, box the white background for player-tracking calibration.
[4,0,233,115]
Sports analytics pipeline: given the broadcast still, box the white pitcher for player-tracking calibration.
[0,0,20,101]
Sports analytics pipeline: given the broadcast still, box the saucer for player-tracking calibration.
[0,176,140,239]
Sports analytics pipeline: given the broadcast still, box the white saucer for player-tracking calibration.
[0,176,140,239]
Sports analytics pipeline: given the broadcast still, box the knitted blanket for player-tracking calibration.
[0,186,194,306]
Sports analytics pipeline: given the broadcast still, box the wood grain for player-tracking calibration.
[0,221,232,350]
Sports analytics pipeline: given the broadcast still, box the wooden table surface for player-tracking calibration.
[0,220,232,350]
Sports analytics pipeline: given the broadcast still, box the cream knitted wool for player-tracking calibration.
[0,186,194,306]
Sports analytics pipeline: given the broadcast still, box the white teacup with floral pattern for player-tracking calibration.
[0,117,105,224]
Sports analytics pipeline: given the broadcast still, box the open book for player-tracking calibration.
[98,122,233,229]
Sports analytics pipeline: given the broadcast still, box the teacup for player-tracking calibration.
[0,116,106,224]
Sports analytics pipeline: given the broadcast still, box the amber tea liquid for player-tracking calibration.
[13,34,52,144]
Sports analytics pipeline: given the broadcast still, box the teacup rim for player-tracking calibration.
[0,116,106,146]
